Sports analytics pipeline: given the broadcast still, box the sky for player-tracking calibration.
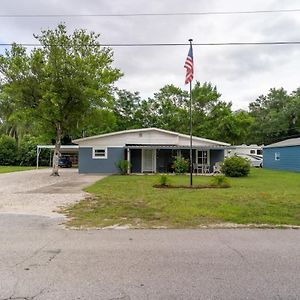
[1,0,300,110]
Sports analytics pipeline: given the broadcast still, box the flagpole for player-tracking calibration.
[188,38,193,186]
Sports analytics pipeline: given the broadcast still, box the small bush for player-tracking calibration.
[172,156,189,174]
[210,175,231,188]
[158,175,170,186]
[116,160,131,175]
[221,156,251,177]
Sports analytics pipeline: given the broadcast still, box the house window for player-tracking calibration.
[198,150,209,165]
[93,147,107,159]
[275,152,280,161]
[250,149,256,154]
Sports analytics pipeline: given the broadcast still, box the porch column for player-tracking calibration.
[195,149,198,174]
[127,148,131,174]
[154,149,157,173]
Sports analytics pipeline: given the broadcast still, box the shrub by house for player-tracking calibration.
[221,156,251,177]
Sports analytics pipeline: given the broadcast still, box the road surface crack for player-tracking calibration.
[1,286,47,300]
[14,242,51,267]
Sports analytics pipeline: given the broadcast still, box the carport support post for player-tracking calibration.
[49,150,51,167]
[127,148,131,174]
[36,146,40,169]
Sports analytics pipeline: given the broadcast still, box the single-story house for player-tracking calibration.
[73,128,230,174]
[263,137,300,172]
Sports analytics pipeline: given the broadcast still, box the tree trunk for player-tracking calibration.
[51,123,62,176]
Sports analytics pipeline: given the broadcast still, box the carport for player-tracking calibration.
[36,145,79,168]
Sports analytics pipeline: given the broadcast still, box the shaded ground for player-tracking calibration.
[0,214,300,300]
[0,168,105,217]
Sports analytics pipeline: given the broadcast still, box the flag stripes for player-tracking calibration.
[184,45,194,84]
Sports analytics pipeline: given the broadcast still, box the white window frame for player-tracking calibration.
[92,147,107,159]
[197,150,210,166]
[275,152,280,161]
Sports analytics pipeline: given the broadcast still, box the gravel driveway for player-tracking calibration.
[0,168,105,217]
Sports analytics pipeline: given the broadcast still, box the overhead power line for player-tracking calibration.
[0,8,300,18]
[1,41,300,47]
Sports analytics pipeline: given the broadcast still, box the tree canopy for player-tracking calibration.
[248,88,300,144]
[0,24,122,174]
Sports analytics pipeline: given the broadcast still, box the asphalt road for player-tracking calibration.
[0,214,300,300]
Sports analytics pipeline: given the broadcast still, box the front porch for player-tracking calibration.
[125,145,225,174]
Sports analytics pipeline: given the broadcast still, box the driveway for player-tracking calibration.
[0,168,104,217]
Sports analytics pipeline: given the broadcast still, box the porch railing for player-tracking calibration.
[193,163,210,174]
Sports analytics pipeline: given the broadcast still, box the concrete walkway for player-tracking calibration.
[0,168,104,217]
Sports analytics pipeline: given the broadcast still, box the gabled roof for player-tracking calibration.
[73,127,230,146]
[264,137,300,148]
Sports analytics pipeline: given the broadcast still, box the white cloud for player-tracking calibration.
[1,0,300,110]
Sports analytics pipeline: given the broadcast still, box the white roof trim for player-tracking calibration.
[72,127,230,146]
[37,145,79,149]
[233,145,263,148]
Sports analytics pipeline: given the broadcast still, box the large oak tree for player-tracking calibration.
[0,24,122,175]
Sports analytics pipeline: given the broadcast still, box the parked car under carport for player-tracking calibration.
[58,156,72,168]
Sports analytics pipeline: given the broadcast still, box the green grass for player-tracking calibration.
[0,166,39,173]
[63,169,300,228]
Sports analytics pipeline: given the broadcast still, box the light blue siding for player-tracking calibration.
[263,146,300,172]
[79,147,124,174]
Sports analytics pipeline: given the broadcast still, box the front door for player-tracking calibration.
[142,149,155,172]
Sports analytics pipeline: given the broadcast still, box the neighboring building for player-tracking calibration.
[263,138,300,172]
[73,128,230,174]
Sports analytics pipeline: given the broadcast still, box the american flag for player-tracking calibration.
[184,45,194,84]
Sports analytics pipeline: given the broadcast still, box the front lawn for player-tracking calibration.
[63,169,300,228]
[0,166,38,173]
